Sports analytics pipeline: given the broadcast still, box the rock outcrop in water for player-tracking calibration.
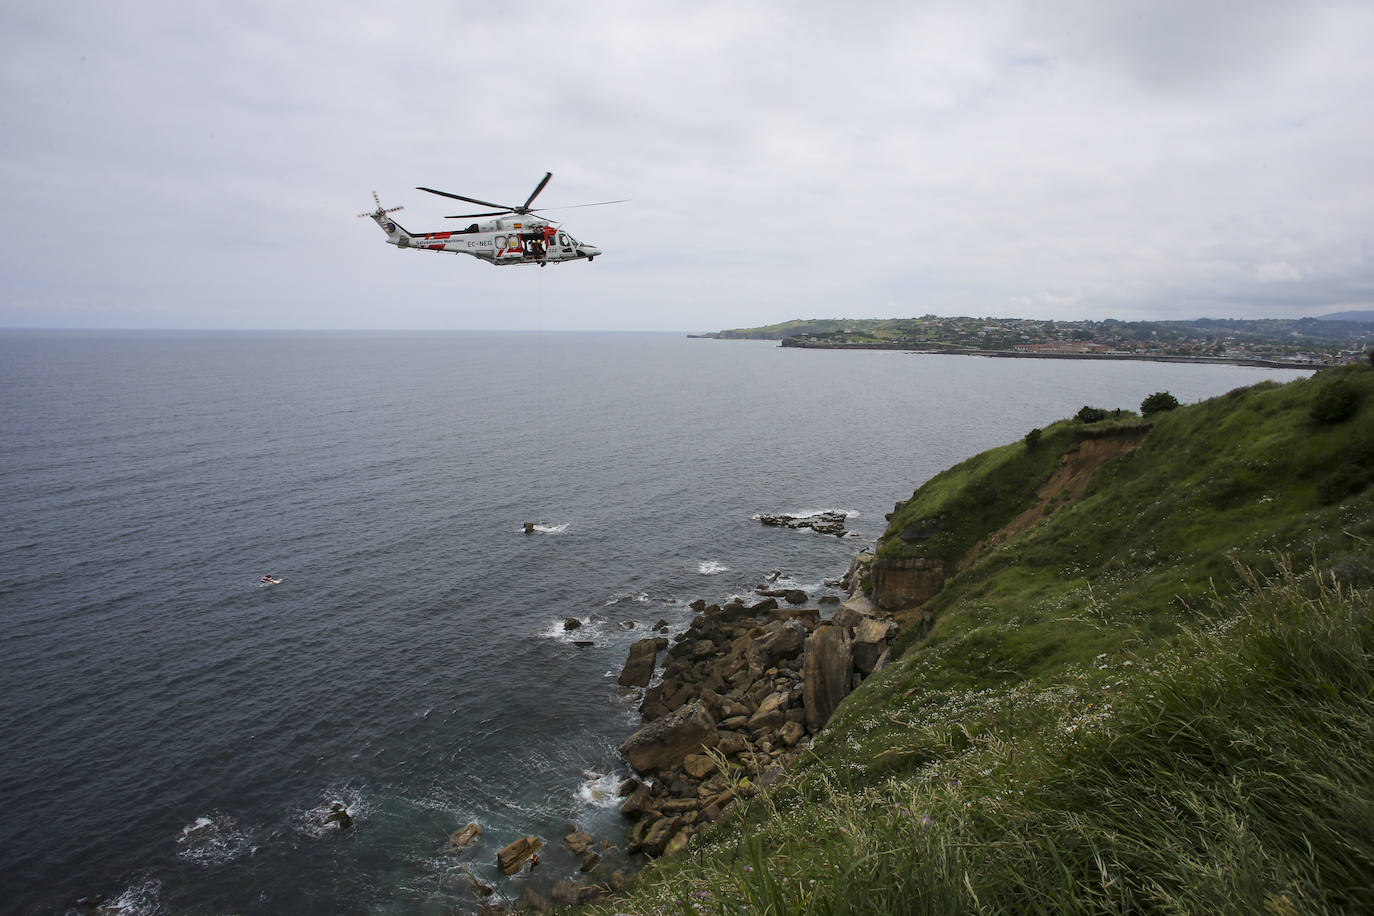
[757,510,849,536]
[617,636,668,688]
[612,580,897,859]
[496,836,544,875]
[448,823,482,848]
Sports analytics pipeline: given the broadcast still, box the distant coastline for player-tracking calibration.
[688,335,1323,370]
[783,341,1320,370]
[690,313,1371,369]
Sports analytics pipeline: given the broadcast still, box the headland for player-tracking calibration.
[576,361,1374,914]
[693,313,1374,368]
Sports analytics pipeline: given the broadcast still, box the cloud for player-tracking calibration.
[1,0,1372,329]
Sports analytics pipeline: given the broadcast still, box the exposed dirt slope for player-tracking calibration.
[958,425,1151,571]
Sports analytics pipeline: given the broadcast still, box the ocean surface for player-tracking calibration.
[0,330,1310,914]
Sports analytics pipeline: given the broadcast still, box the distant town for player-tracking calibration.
[697,313,1374,368]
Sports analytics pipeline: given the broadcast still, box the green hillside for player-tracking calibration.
[705,318,905,340]
[589,364,1374,915]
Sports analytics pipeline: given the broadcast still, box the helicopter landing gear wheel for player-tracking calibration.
[587,256,594,262]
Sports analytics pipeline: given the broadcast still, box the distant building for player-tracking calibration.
[1012,342,1110,354]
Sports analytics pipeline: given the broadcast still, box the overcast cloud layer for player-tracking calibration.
[2,0,1372,331]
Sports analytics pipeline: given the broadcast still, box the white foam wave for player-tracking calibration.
[697,560,728,575]
[175,814,255,866]
[763,572,832,592]
[539,616,606,644]
[99,878,166,915]
[603,591,651,606]
[294,787,371,839]
[521,523,569,534]
[575,770,625,809]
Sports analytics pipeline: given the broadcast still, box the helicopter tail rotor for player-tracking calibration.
[358,191,404,218]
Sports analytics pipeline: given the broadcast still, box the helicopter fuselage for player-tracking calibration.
[370,211,601,266]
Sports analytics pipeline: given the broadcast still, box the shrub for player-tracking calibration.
[1075,406,1108,423]
[1140,391,1180,416]
[1023,428,1043,450]
[1310,381,1361,424]
[1316,463,1372,504]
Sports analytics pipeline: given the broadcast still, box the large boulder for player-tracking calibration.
[618,637,667,687]
[449,822,482,848]
[779,720,806,746]
[618,700,719,774]
[803,624,854,731]
[640,816,682,856]
[746,620,806,671]
[852,615,898,675]
[618,782,652,817]
[496,836,543,875]
[663,828,693,857]
[715,730,751,757]
[563,831,593,855]
[746,690,791,733]
[683,753,717,779]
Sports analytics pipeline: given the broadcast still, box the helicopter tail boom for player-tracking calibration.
[358,192,414,247]
[370,210,414,248]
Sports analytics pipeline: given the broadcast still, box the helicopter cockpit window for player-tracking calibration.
[558,233,570,247]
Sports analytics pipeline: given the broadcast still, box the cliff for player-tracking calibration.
[868,422,1152,625]
[588,363,1374,915]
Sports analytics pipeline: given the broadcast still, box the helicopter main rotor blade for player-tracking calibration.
[532,199,630,212]
[521,172,553,211]
[443,210,513,219]
[415,187,512,210]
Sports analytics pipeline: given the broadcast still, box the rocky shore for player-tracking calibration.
[612,566,897,861]
[454,556,899,913]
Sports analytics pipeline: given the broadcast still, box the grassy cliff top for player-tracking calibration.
[589,364,1374,915]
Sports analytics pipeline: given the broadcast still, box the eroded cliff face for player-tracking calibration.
[871,425,1151,618]
[869,556,945,627]
[976,427,1151,555]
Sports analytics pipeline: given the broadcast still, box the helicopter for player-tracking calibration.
[358,172,623,267]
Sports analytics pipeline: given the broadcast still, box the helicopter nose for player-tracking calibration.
[580,245,602,259]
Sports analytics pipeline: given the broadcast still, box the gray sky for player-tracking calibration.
[2,0,1372,331]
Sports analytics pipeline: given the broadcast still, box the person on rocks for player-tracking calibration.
[528,853,540,871]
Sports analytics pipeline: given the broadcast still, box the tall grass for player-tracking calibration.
[586,368,1374,915]
[587,562,1374,915]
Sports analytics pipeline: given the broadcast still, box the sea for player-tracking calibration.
[0,330,1311,914]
